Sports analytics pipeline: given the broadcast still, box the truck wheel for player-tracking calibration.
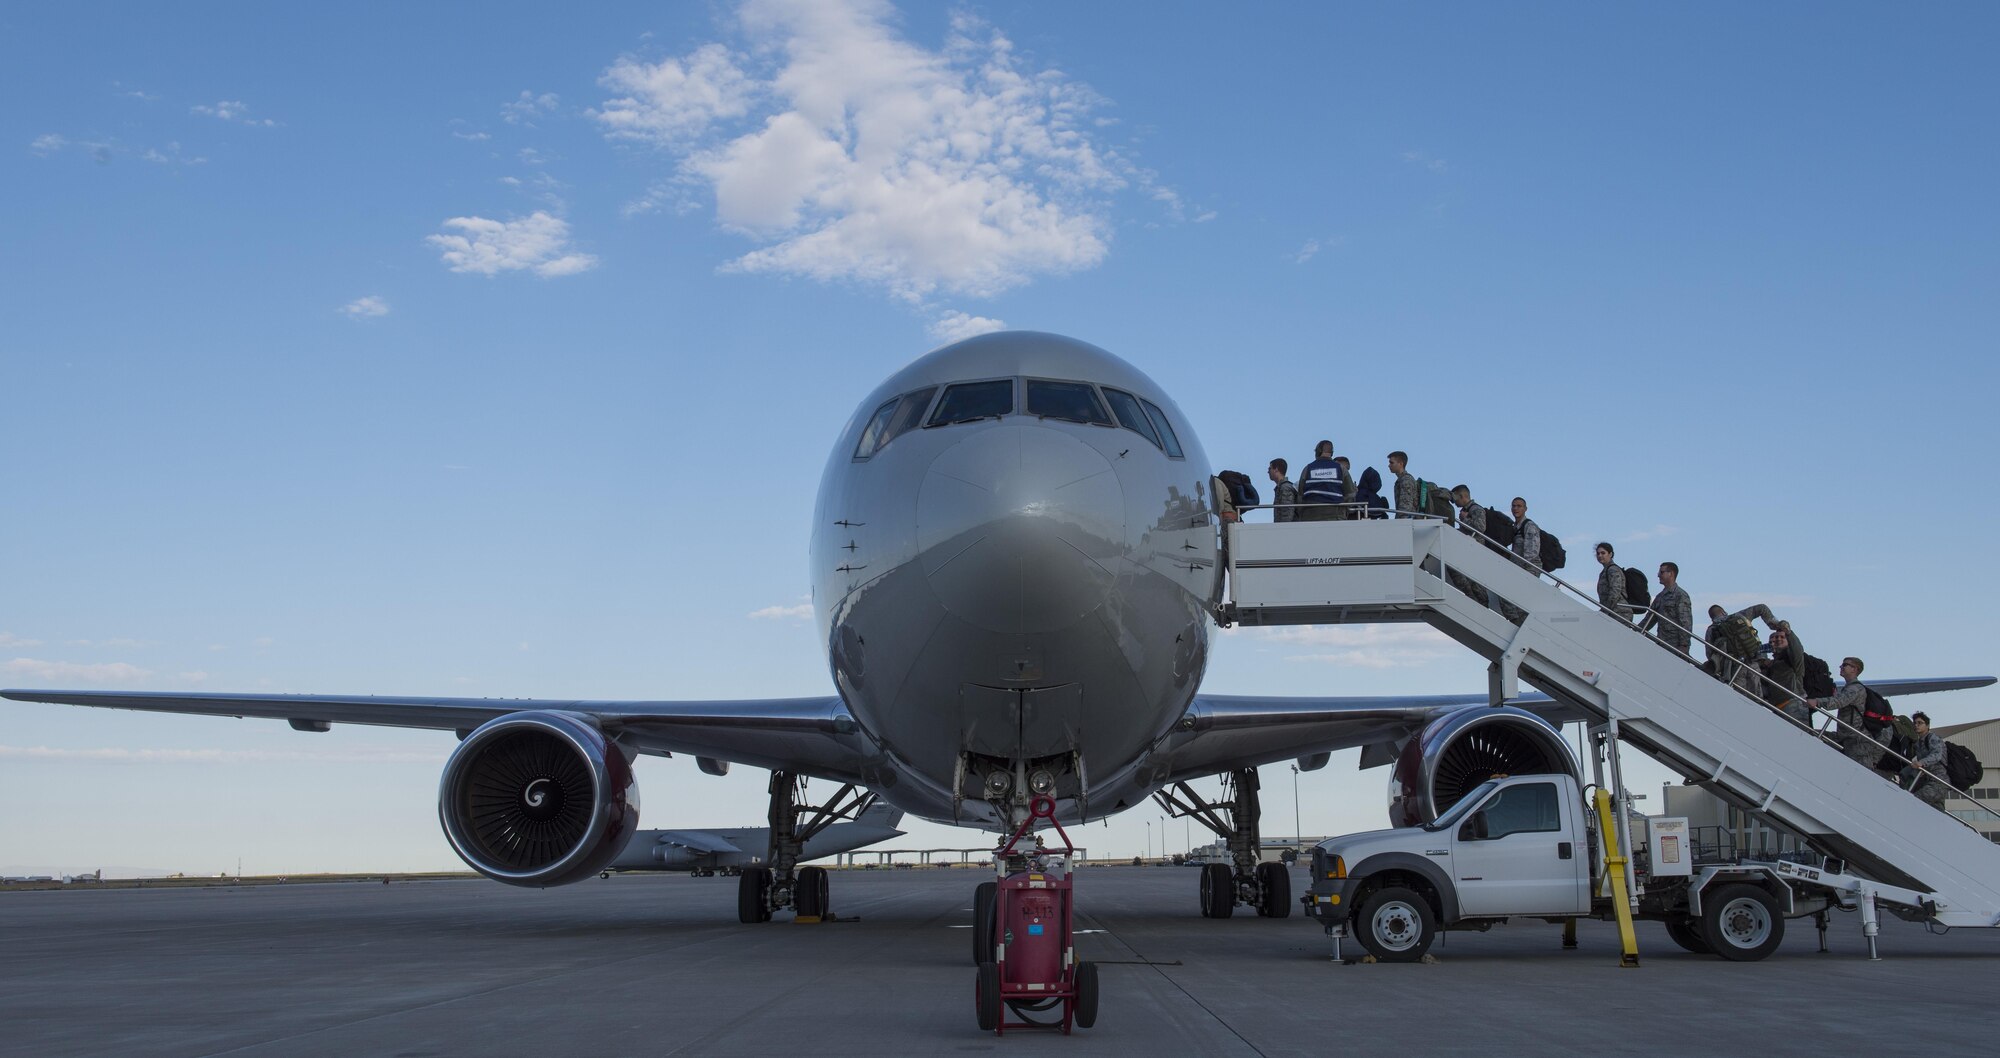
[1073,960,1099,1029]
[1199,862,1234,918]
[973,881,997,964]
[1356,886,1437,962]
[1255,861,1292,918]
[975,962,1002,1031]
[1663,913,1712,954]
[1701,884,1784,961]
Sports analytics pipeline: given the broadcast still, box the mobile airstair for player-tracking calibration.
[1222,516,2000,929]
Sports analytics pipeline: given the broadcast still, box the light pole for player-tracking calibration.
[1145,820,1152,862]
[1290,764,1303,853]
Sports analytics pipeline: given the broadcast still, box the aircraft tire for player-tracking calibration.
[1701,883,1783,961]
[797,866,828,917]
[975,961,1002,1032]
[1199,862,1234,919]
[737,867,773,924]
[973,881,997,963]
[1072,960,1099,1029]
[1255,861,1291,918]
[1355,885,1436,962]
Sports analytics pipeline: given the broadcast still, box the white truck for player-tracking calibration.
[1303,772,1931,962]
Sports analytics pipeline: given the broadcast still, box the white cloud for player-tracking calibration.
[593,0,1185,302]
[502,90,560,125]
[1228,625,1456,669]
[1293,238,1321,264]
[1401,150,1447,173]
[340,295,390,318]
[518,146,551,166]
[192,100,279,126]
[0,744,447,765]
[426,212,598,278]
[2,658,153,684]
[0,632,44,648]
[1621,524,1681,543]
[140,141,207,167]
[29,134,67,156]
[749,597,814,621]
[596,42,755,144]
[929,310,1006,343]
[449,120,491,142]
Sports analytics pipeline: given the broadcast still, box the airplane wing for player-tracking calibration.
[1155,676,1998,784]
[650,830,746,855]
[0,689,883,785]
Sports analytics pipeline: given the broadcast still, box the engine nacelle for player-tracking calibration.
[1389,707,1577,827]
[439,710,641,887]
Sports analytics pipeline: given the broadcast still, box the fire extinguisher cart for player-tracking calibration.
[974,795,1100,1035]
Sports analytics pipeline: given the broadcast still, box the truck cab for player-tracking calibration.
[1306,773,1594,960]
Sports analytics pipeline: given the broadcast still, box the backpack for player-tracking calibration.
[1622,567,1651,610]
[1217,470,1259,509]
[1540,532,1566,571]
[1801,655,1836,699]
[1415,479,1456,525]
[1945,742,1983,790]
[1720,616,1761,661]
[1859,685,1895,733]
[1483,512,1516,549]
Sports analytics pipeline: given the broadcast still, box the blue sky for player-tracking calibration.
[4,1,1997,874]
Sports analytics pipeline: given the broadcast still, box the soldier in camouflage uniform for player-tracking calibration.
[1388,451,1418,518]
[1638,562,1693,655]
[1903,712,1950,811]
[1805,657,1887,769]
[1500,497,1542,623]
[1267,458,1300,523]
[1704,604,1763,694]
[1447,484,1490,606]
[1594,542,1628,620]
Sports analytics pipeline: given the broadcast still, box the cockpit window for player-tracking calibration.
[926,379,1014,427]
[1140,399,1185,459]
[1025,380,1113,426]
[853,387,940,459]
[852,397,900,459]
[1101,387,1162,448]
[881,386,937,447]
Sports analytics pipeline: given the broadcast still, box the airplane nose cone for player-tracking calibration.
[917,423,1126,635]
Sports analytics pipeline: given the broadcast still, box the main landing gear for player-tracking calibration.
[1155,768,1291,919]
[737,771,875,923]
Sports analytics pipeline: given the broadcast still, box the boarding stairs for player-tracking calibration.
[1221,516,2000,928]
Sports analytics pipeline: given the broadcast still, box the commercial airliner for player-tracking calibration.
[5,332,1988,923]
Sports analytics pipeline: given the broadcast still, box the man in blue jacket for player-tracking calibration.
[1297,440,1352,522]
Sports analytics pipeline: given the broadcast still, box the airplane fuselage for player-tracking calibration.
[809,333,1221,827]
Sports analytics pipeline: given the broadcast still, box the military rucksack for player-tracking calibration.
[1720,616,1760,662]
[1945,742,1983,791]
[1540,532,1566,571]
[1859,685,1895,733]
[1801,655,1836,699]
[1415,479,1456,525]
[1622,567,1651,610]
[1217,470,1259,509]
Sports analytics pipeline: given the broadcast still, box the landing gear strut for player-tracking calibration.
[738,770,876,923]
[1155,768,1290,918]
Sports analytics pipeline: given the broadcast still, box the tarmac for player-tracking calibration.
[3,865,1997,1057]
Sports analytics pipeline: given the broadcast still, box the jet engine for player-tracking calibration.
[438,710,641,887]
[1388,706,1577,827]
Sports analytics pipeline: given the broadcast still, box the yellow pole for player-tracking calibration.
[1593,789,1640,967]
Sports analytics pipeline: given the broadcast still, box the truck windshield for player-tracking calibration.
[1422,780,1502,832]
